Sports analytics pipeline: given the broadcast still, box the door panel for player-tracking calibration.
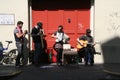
[32,10,47,29]
[47,10,63,33]
[77,10,90,33]
[63,11,77,47]
[63,11,77,33]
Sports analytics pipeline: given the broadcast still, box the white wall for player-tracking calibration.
[0,0,28,51]
[94,0,120,63]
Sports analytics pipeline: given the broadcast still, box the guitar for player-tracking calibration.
[77,40,97,49]
[77,40,88,49]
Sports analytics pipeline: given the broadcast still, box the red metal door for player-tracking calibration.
[63,11,77,47]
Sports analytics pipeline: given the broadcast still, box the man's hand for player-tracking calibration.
[24,30,28,34]
[23,30,28,37]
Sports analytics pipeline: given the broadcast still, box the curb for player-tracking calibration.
[103,69,120,77]
[0,70,22,77]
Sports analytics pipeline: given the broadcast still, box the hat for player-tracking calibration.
[86,29,91,33]
[58,25,63,29]
[37,22,43,28]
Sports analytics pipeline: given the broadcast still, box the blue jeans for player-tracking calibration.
[15,42,23,66]
[84,47,94,65]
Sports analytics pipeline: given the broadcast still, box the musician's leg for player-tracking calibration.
[56,48,62,65]
[78,49,84,63]
[84,47,89,66]
[89,47,94,66]
[59,48,63,64]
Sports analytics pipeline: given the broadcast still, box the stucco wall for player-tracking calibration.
[0,0,28,51]
[94,0,120,63]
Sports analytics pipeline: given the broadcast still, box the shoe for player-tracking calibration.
[85,63,88,66]
[57,62,62,66]
[90,63,94,66]
[15,65,21,68]
[57,63,60,66]
[15,64,24,68]
[34,63,40,67]
[60,62,62,66]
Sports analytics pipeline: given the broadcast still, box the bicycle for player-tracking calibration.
[0,41,18,65]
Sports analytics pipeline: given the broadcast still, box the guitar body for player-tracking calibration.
[77,40,88,49]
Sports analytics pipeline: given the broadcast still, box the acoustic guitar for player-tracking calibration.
[77,40,97,49]
[77,40,88,49]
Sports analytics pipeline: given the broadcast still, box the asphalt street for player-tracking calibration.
[1,63,120,80]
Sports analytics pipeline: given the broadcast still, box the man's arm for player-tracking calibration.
[51,32,57,39]
[15,29,27,38]
[77,37,83,46]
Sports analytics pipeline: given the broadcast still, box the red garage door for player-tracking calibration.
[32,0,90,49]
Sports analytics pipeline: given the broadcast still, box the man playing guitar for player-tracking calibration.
[77,29,96,66]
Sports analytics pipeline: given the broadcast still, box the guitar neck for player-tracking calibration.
[87,42,94,45]
[87,42,99,45]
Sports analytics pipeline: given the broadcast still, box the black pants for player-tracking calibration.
[34,43,43,65]
[53,42,63,63]
[56,48,63,63]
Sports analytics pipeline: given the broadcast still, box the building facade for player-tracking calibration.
[0,0,120,64]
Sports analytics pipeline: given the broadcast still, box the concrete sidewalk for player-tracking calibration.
[0,65,22,80]
[103,63,120,77]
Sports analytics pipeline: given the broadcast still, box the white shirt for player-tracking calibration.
[55,32,64,42]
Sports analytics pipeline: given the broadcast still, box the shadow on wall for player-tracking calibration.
[101,36,120,64]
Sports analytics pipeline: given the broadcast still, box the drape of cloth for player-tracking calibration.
[16,26,24,43]
[40,31,44,49]
[16,26,23,34]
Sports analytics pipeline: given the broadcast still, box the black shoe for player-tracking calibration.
[57,63,60,66]
[90,63,94,66]
[34,64,40,67]
[60,62,62,66]
[85,63,88,66]
[57,62,62,66]
[15,64,24,68]
[15,65,21,68]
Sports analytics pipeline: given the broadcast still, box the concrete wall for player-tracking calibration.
[0,0,28,51]
[94,0,120,63]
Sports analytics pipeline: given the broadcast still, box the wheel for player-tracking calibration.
[3,49,18,64]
